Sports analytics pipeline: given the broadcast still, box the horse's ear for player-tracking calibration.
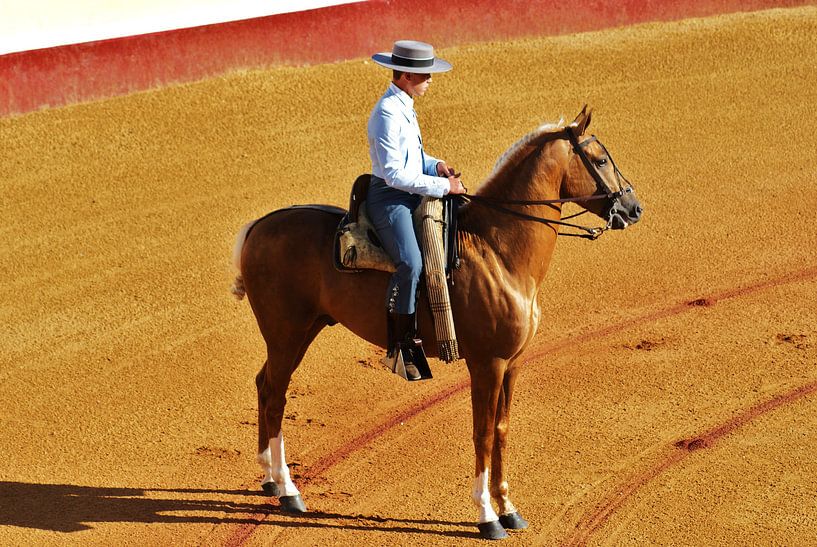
[571,104,592,134]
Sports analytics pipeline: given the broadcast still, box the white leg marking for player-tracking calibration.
[257,446,275,487]
[472,470,499,523]
[268,433,300,497]
[497,480,517,515]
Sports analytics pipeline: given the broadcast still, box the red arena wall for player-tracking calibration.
[1,0,813,117]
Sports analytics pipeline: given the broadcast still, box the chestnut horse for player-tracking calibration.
[231,107,642,540]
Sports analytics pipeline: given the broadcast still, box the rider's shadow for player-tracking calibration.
[0,481,477,538]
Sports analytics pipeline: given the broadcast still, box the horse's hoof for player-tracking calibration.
[499,512,528,530]
[477,520,508,540]
[261,481,279,497]
[279,494,307,513]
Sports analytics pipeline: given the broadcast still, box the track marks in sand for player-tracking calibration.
[560,379,817,546]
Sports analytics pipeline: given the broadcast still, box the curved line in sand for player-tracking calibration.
[563,380,817,546]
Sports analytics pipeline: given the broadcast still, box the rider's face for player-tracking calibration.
[404,73,432,98]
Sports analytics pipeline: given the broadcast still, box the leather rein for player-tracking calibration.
[462,127,633,240]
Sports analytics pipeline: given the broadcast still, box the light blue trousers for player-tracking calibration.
[367,176,423,314]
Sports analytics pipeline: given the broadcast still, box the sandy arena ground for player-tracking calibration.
[2,6,817,546]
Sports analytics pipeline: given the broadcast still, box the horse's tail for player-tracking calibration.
[230,219,258,300]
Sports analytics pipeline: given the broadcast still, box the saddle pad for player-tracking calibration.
[337,201,397,273]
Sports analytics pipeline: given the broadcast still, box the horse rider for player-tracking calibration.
[367,40,466,380]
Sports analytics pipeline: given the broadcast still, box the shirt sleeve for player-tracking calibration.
[370,108,450,198]
[423,154,441,177]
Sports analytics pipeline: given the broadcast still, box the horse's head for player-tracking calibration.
[562,106,642,230]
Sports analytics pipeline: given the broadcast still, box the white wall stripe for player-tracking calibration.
[0,0,367,55]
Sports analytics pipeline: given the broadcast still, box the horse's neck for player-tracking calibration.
[481,138,561,199]
[461,139,566,282]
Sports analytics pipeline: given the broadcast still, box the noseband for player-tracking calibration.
[463,127,633,240]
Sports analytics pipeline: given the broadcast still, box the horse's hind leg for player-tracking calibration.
[255,363,277,496]
[256,317,326,511]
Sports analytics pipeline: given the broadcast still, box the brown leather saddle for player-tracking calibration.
[347,173,371,224]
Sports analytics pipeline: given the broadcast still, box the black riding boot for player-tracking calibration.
[386,312,425,381]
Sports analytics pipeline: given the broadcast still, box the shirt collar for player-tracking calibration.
[388,82,414,111]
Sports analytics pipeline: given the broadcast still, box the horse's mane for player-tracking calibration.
[478,118,566,195]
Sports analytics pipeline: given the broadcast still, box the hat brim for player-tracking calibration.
[371,52,452,73]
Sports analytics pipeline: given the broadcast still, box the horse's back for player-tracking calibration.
[245,205,344,250]
[240,205,345,302]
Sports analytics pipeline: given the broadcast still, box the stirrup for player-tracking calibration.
[382,339,433,381]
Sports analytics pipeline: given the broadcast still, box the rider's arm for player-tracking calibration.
[368,107,450,197]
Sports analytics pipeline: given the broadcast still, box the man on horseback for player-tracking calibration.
[368,40,466,380]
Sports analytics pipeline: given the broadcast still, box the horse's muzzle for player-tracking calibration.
[607,190,642,229]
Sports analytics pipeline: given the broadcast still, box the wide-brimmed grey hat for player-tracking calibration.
[371,40,452,73]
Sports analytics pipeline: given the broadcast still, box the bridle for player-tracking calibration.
[462,126,634,240]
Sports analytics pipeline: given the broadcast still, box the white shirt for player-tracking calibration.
[367,83,450,198]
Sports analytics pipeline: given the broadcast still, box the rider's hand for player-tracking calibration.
[436,161,456,177]
[448,174,466,195]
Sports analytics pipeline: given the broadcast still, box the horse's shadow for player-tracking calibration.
[0,481,477,539]
[0,481,264,532]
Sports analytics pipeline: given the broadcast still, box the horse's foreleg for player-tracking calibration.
[256,318,325,511]
[468,358,507,540]
[490,367,528,531]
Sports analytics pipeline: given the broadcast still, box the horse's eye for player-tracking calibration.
[596,158,608,167]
